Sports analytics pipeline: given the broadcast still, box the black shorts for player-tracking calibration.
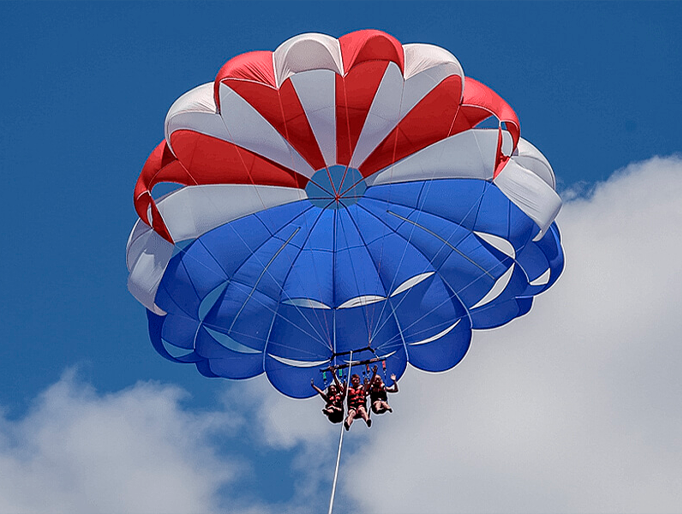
[327,410,344,424]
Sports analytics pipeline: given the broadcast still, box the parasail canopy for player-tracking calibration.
[127,30,565,398]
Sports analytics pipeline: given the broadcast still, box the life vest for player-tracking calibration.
[347,386,367,408]
[327,393,343,408]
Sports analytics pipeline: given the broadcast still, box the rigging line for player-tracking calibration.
[275,80,337,198]
[331,205,338,358]
[218,202,334,349]
[386,291,410,368]
[345,67,459,332]
[372,82,464,288]
[349,193,432,343]
[228,227,300,332]
[270,86,339,345]
[202,294,331,351]
[363,73,407,339]
[373,311,465,348]
[258,338,333,361]
[364,187,484,236]
[260,200,336,353]
[386,210,495,279]
[169,203,334,347]
[335,207,375,345]
[276,199,336,347]
[355,203,492,341]
[240,207,332,346]
[371,250,512,346]
[371,101,470,329]
[148,193,308,320]
[352,186,522,299]
[340,204,394,341]
[328,349,352,514]
[353,202,451,341]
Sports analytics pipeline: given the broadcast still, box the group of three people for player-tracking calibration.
[311,365,398,430]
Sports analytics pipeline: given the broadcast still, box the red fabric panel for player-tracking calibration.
[493,128,510,179]
[335,61,389,166]
[170,130,308,189]
[462,78,519,145]
[133,134,309,242]
[449,104,494,137]
[223,78,326,171]
[339,30,404,74]
[359,75,463,177]
[134,141,180,241]
[214,51,276,111]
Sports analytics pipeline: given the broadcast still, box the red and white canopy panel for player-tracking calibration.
[128,30,560,314]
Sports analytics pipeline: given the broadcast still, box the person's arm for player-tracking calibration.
[365,365,378,392]
[332,373,346,398]
[332,371,343,391]
[311,379,328,401]
[386,374,399,393]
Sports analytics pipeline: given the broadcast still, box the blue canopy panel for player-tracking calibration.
[148,178,564,398]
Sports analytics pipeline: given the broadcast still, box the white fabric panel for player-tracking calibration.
[403,43,464,81]
[273,33,343,88]
[500,129,514,156]
[283,298,332,309]
[390,271,435,297]
[164,83,216,144]
[473,231,516,259]
[365,130,509,187]
[530,268,551,286]
[408,319,461,346]
[350,63,405,169]
[165,83,316,179]
[126,184,307,313]
[126,220,174,314]
[204,327,261,354]
[470,265,515,310]
[338,295,385,309]
[217,84,316,178]
[290,69,337,167]
[513,138,556,189]
[350,52,464,169]
[267,354,330,368]
[166,110,233,153]
[494,159,562,240]
[155,184,307,242]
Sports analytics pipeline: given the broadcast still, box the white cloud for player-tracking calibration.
[0,371,241,514]
[332,155,682,513]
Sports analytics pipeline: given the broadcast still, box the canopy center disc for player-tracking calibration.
[305,166,367,209]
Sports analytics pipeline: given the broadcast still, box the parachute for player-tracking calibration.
[126,30,565,399]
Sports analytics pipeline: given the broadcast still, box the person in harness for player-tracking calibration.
[368,365,398,415]
[344,372,372,431]
[311,373,346,424]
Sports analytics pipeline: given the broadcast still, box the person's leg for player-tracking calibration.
[359,406,371,427]
[379,400,392,413]
[345,408,357,430]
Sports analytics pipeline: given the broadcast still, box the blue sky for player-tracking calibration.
[1,2,681,513]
